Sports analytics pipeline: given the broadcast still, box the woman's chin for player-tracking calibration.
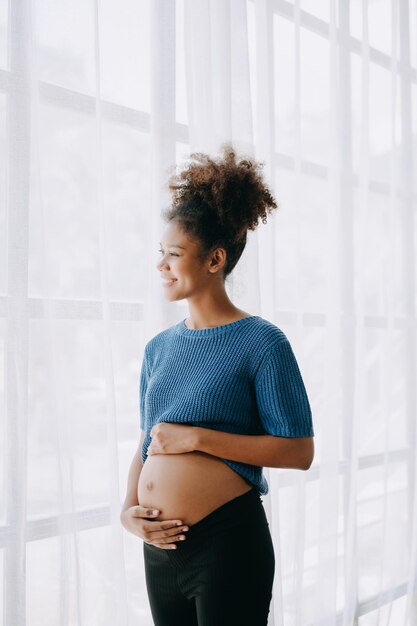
[164,294,183,303]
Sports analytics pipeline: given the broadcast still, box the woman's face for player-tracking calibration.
[156,220,211,301]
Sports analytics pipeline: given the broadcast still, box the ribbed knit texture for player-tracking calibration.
[139,315,314,495]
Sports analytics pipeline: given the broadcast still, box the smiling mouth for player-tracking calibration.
[162,279,177,287]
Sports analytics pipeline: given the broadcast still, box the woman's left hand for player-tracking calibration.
[148,422,199,456]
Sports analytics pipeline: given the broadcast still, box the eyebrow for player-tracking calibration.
[159,242,186,249]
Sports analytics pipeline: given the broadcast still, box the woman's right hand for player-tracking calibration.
[120,505,189,549]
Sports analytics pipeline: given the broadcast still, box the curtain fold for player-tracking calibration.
[1,0,416,624]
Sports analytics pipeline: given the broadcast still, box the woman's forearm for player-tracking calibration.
[194,427,313,470]
[121,444,143,513]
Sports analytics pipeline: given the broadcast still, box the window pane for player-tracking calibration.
[274,16,295,158]
[359,595,407,625]
[176,0,188,125]
[27,537,60,626]
[0,94,6,293]
[0,0,7,70]
[358,329,407,456]
[27,319,145,517]
[300,0,330,23]
[101,119,151,300]
[369,64,396,183]
[413,84,417,196]
[300,28,330,167]
[357,464,409,604]
[36,0,96,95]
[273,169,328,312]
[368,0,393,57]
[99,0,151,111]
[29,104,100,298]
[0,320,4,524]
[29,103,150,300]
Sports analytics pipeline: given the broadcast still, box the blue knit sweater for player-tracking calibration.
[139,315,314,495]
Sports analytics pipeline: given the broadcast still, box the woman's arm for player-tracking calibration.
[120,429,145,514]
[147,422,314,469]
[193,428,314,470]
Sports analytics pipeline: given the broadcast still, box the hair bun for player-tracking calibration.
[162,142,279,278]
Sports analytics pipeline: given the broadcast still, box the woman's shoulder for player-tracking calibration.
[144,323,177,352]
[239,316,292,376]
[245,315,288,346]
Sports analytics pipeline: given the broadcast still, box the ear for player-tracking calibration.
[208,248,226,273]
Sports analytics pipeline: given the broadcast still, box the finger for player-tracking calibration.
[149,526,188,543]
[143,520,186,534]
[151,526,189,541]
[132,505,160,518]
[146,535,186,550]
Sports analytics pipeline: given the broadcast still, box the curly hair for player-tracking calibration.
[162,142,279,279]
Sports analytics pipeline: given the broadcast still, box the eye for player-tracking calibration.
[158,249,179,257]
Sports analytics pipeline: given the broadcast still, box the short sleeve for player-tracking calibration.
[254,339,314,437]
[139,347,150,431]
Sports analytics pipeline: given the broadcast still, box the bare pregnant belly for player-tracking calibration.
[137,451,254,526]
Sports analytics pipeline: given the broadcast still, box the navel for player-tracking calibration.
[146,481,154,491]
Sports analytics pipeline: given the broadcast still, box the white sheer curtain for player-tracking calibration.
[1,0,416,624]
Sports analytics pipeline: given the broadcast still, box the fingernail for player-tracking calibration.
[152,510,159,515]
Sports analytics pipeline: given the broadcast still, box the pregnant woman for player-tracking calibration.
[120,144,315,626]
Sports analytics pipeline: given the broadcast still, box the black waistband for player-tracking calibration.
[184,487,263,539]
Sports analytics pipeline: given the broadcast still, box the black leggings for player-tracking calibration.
[142,487,275,626]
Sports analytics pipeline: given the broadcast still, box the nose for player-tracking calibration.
[156,253,169,272]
